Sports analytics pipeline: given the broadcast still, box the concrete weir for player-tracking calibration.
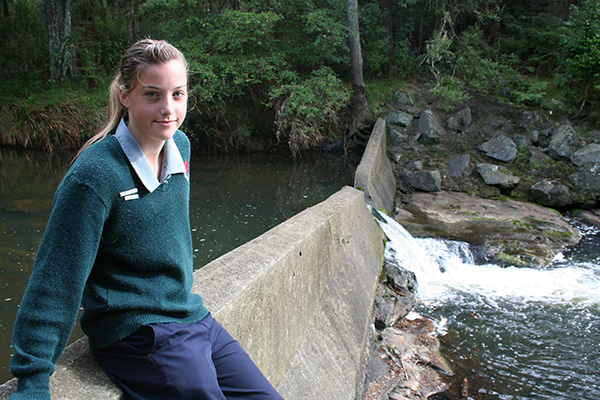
[1,118,395,400]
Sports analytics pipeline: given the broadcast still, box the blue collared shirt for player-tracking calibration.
[113,119,188,193]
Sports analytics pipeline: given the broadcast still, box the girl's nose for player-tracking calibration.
[161,97,175,115]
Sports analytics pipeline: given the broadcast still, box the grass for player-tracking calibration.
[0,80,110,151]
[365,76,414,115]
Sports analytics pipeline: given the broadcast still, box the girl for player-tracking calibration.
[9,39,283,400]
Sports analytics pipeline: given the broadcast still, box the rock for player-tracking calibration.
[396,191,580,268]
[572,209,600,228]
[479,135,517,162]
[520,110,542,129]
[476,163,520,189]
[446,154,470,178]
[570,143,600,166]
[388,110,414,128]
[569,163,600,194]
[529,130,540,145]
[537,127,555,148]
[529,148,552,168]
[530,181,572,208]
[416,110,444,144]
[407,161,423,170]
[405,170,442,192]
[363,317,452,400]
[447,107,472,132]
[383,261,418,294]
[394,91,412,107]
[547,99,567,113]
[548,124,580,159]
[512,134,531,148]
[372,261,418,330]
[388,126,410,147]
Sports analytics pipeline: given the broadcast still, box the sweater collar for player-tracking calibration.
[114,118,187,193]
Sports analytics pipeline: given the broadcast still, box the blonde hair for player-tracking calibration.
[74,39,187,160]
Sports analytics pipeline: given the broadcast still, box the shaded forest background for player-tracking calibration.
[0,0,599,154]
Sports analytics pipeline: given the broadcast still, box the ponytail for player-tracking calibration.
[73,76,125,161]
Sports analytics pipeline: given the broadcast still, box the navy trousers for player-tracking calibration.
[93,314,284,400]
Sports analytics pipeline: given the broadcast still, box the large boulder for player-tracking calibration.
[387,110,414,128]
[446,154,471,178]
[395,191,580,268]
[404,170,442,192]
[548,125,580,159]
[529,181,572,208]
[373,261,417,330]
[476,163,520,189]
[569,163,600,196]
[570,143,600,166]
[447,107,472,132]
[479,135,517,162]
[388,126,410,147]
[416,110,444,144]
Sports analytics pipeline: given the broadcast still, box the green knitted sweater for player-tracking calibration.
[9,125,208,399]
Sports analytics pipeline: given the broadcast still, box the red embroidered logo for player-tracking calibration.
[184,161,190,175]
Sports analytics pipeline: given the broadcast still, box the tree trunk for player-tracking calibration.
[417,0,430,56]
[45,0,75,81]
[127,0,136,45]
[347,0,368,139]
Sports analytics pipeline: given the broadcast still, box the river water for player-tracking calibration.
[0,147,356,384]
[376,211,600,400]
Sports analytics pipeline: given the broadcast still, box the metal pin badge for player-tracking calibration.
[119,188,139,201]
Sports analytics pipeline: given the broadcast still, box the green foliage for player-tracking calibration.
[4,0,600,151]
[269,67,350,156]
[561,0,600,107]
[431,75,470,110]
[72,0,130,88]
[358,1,391,76]
[0,0,47,83]
[453,26,501,91]
[510,77,549,106]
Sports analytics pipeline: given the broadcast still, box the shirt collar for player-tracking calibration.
[114,118,187,193]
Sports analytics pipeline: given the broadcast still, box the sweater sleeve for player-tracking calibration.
[9,175,108,399]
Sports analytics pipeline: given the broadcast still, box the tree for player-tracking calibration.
[347,0,368,139]
[562,0,600,116]
[45,0,75,81]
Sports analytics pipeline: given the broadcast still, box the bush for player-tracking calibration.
[269,67,350,156]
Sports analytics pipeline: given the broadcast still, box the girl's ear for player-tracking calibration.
[119,88,129,108]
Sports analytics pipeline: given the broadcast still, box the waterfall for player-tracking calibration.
[373,208,600,305]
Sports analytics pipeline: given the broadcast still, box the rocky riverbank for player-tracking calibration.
[385,84,598,267]
[361,84,598,400]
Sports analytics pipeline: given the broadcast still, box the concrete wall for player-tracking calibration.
[354,118,397,215]
[0,187,384,400]
[1,116,397,400]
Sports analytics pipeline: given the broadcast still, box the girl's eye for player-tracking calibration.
[145,92,159,98]
[174,91,187,98]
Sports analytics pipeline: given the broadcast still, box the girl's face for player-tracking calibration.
[119,59,188,149]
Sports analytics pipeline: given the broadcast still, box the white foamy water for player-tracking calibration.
[375,209,600,305]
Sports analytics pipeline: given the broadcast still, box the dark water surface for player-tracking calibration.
[0,147,355,383]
